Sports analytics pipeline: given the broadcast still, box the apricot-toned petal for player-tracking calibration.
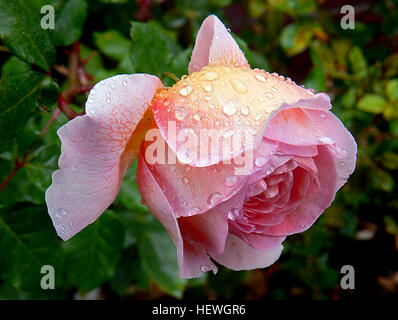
[136,153,218,279]
[45,74,163,240]
[210,234,283,271]
[188,15,248,73]
[152,67,313,167]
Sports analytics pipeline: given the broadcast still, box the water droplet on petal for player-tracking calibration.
[207,192,222,206]
[254,73,267,82]
[255,157,266,167]
[223,101,237,116]
[225,175,238,187]
[184,165,191,173]
[55,208,66,219]
[200,264,214,273]
[231,79,248,93]
[318,136,334,144]
[175,107,187,121]
[180,85,193,96]
[266,169,272,175]
[182,176,190,185]
[193,112,202,122]
[227,208,240,220]
[201,72,218,81]
[240,106,250,115]
[122,80,127,87]
[203,84,213,92]
[188,207,200,216]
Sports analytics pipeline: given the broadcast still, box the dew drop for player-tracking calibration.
[266,169,272,175]
[184,165,191,173]
[207,192,222,206]
[55,208,66,219]
[188,207,200,216]
[227,208,240,220]
[223,101,237,116]
[255,157,266,167]
[203,84,213,92]
[225,175,238,187]
[193,112,202,122]
[254,73,267,82]
[122,80,127,87]
[231,79,248,93]
[180,85,193,96]
[200,72,218,81]
[318,136,334,144]
[240,106,250,115]
[182,176,190,185]
[200,264,214,273]
[175,107,187,121]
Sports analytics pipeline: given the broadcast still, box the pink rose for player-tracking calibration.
[45,15,357,278]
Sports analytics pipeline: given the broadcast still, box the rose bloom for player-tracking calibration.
[46,15,357,278]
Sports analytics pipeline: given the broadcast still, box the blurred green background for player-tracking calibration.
[1,0,398,300]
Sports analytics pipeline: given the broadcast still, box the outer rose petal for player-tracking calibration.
[45,74,163,240]
[263,92,357,192]
[188,15,249,74]
[136,152,219,278]
[210,233,283,271]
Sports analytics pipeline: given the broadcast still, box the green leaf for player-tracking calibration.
[280,24,313,56]
[1,56,31,76]
[341,88,356,109]
[130,21,172,77]
[0,0,56,71]
[386,79,398,102]
[268,0,317,16]
[0,204,64,290]
[357,94,387,114]
[348,46,367,79]
[94,30,131,61]
[51,0,88,47]
[38,77,59,111]
[64,211,125,293]
[139,228,187,298]
[0,71,46,153]
[304,66,326,92]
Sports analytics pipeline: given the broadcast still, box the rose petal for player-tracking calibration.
[137,152,218,279]
[210,233,283,271]
[259,146,337,236]
[152,70,313,167]
[178,208,228,255]
[45,74,162,240]
[188,15,249,74]
[141,131,249,217]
